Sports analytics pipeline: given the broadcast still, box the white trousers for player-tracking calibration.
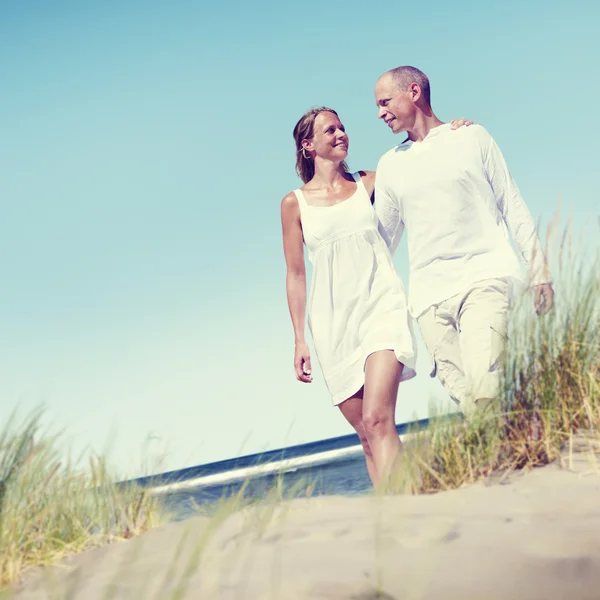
[417,278,511,412]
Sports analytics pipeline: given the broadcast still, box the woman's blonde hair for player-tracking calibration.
[293,107,349,183]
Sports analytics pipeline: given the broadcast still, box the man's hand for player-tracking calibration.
[294,342,313,383]
[450,118,474,129]
[534,283,554,316]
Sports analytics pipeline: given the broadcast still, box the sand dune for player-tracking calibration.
[10,451,600,600]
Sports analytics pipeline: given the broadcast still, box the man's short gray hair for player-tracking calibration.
[387,66,431,105]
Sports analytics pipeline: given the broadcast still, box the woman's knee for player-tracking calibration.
[362,408,395,435]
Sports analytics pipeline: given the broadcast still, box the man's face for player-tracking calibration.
[375,74,416,134]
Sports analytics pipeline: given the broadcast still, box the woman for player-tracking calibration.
[280,107,469,487]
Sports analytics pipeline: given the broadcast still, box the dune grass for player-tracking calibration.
[0,451,321,599]
[0,407,321,594]
[387,222,600,494]
[0,409,171,589]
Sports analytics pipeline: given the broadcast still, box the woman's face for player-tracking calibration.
[303,111,349,162]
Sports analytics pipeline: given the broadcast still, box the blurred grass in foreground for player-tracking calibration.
[0,409,171,588]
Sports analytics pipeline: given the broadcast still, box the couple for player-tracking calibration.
[280,65,554,488]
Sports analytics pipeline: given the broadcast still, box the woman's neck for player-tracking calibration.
[310,160,348,190]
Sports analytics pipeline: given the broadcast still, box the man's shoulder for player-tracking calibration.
[452,123,494,145]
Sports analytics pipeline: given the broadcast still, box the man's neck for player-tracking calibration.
[405,110,445,143]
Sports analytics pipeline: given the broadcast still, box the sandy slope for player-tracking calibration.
[9,452,600,600]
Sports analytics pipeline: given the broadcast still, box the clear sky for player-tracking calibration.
[1,0,598,477]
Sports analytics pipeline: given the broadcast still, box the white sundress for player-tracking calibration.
[294,171,417,405]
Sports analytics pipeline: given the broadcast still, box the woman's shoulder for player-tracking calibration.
[357,170,375,176]
[281,190,300,213]
[356,169,375,182]
[355,170,376,202]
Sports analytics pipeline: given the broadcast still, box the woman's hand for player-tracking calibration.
[294,342,312,383]
[450,117,475,129]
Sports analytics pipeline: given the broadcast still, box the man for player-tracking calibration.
[373,65,554,413]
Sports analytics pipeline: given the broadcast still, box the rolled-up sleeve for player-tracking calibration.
[375,156,404,256]
[481,129,551,286]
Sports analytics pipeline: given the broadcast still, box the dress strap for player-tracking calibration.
[352,171,365,190]
[294,188,308,207]
[351,171,372,204]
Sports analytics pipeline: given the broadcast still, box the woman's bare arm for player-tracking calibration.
[281,192,312,382]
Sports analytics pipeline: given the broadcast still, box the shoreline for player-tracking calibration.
[130,414,462,495]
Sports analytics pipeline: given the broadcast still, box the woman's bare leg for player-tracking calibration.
[338,389,377,486]
[362,350,404,486]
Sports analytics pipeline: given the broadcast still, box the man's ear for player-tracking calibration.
[409,82,422,103]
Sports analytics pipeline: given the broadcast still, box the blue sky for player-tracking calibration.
[1,0,598,477]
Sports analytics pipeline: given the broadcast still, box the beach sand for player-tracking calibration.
[9,439,600,600]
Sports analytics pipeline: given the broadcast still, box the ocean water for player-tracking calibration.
[162,453,372,521]
[131,415,457,521]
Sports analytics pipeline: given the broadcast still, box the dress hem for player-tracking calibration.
[329,344,417,406]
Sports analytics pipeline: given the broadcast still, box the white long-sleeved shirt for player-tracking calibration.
[375,123,550,318]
